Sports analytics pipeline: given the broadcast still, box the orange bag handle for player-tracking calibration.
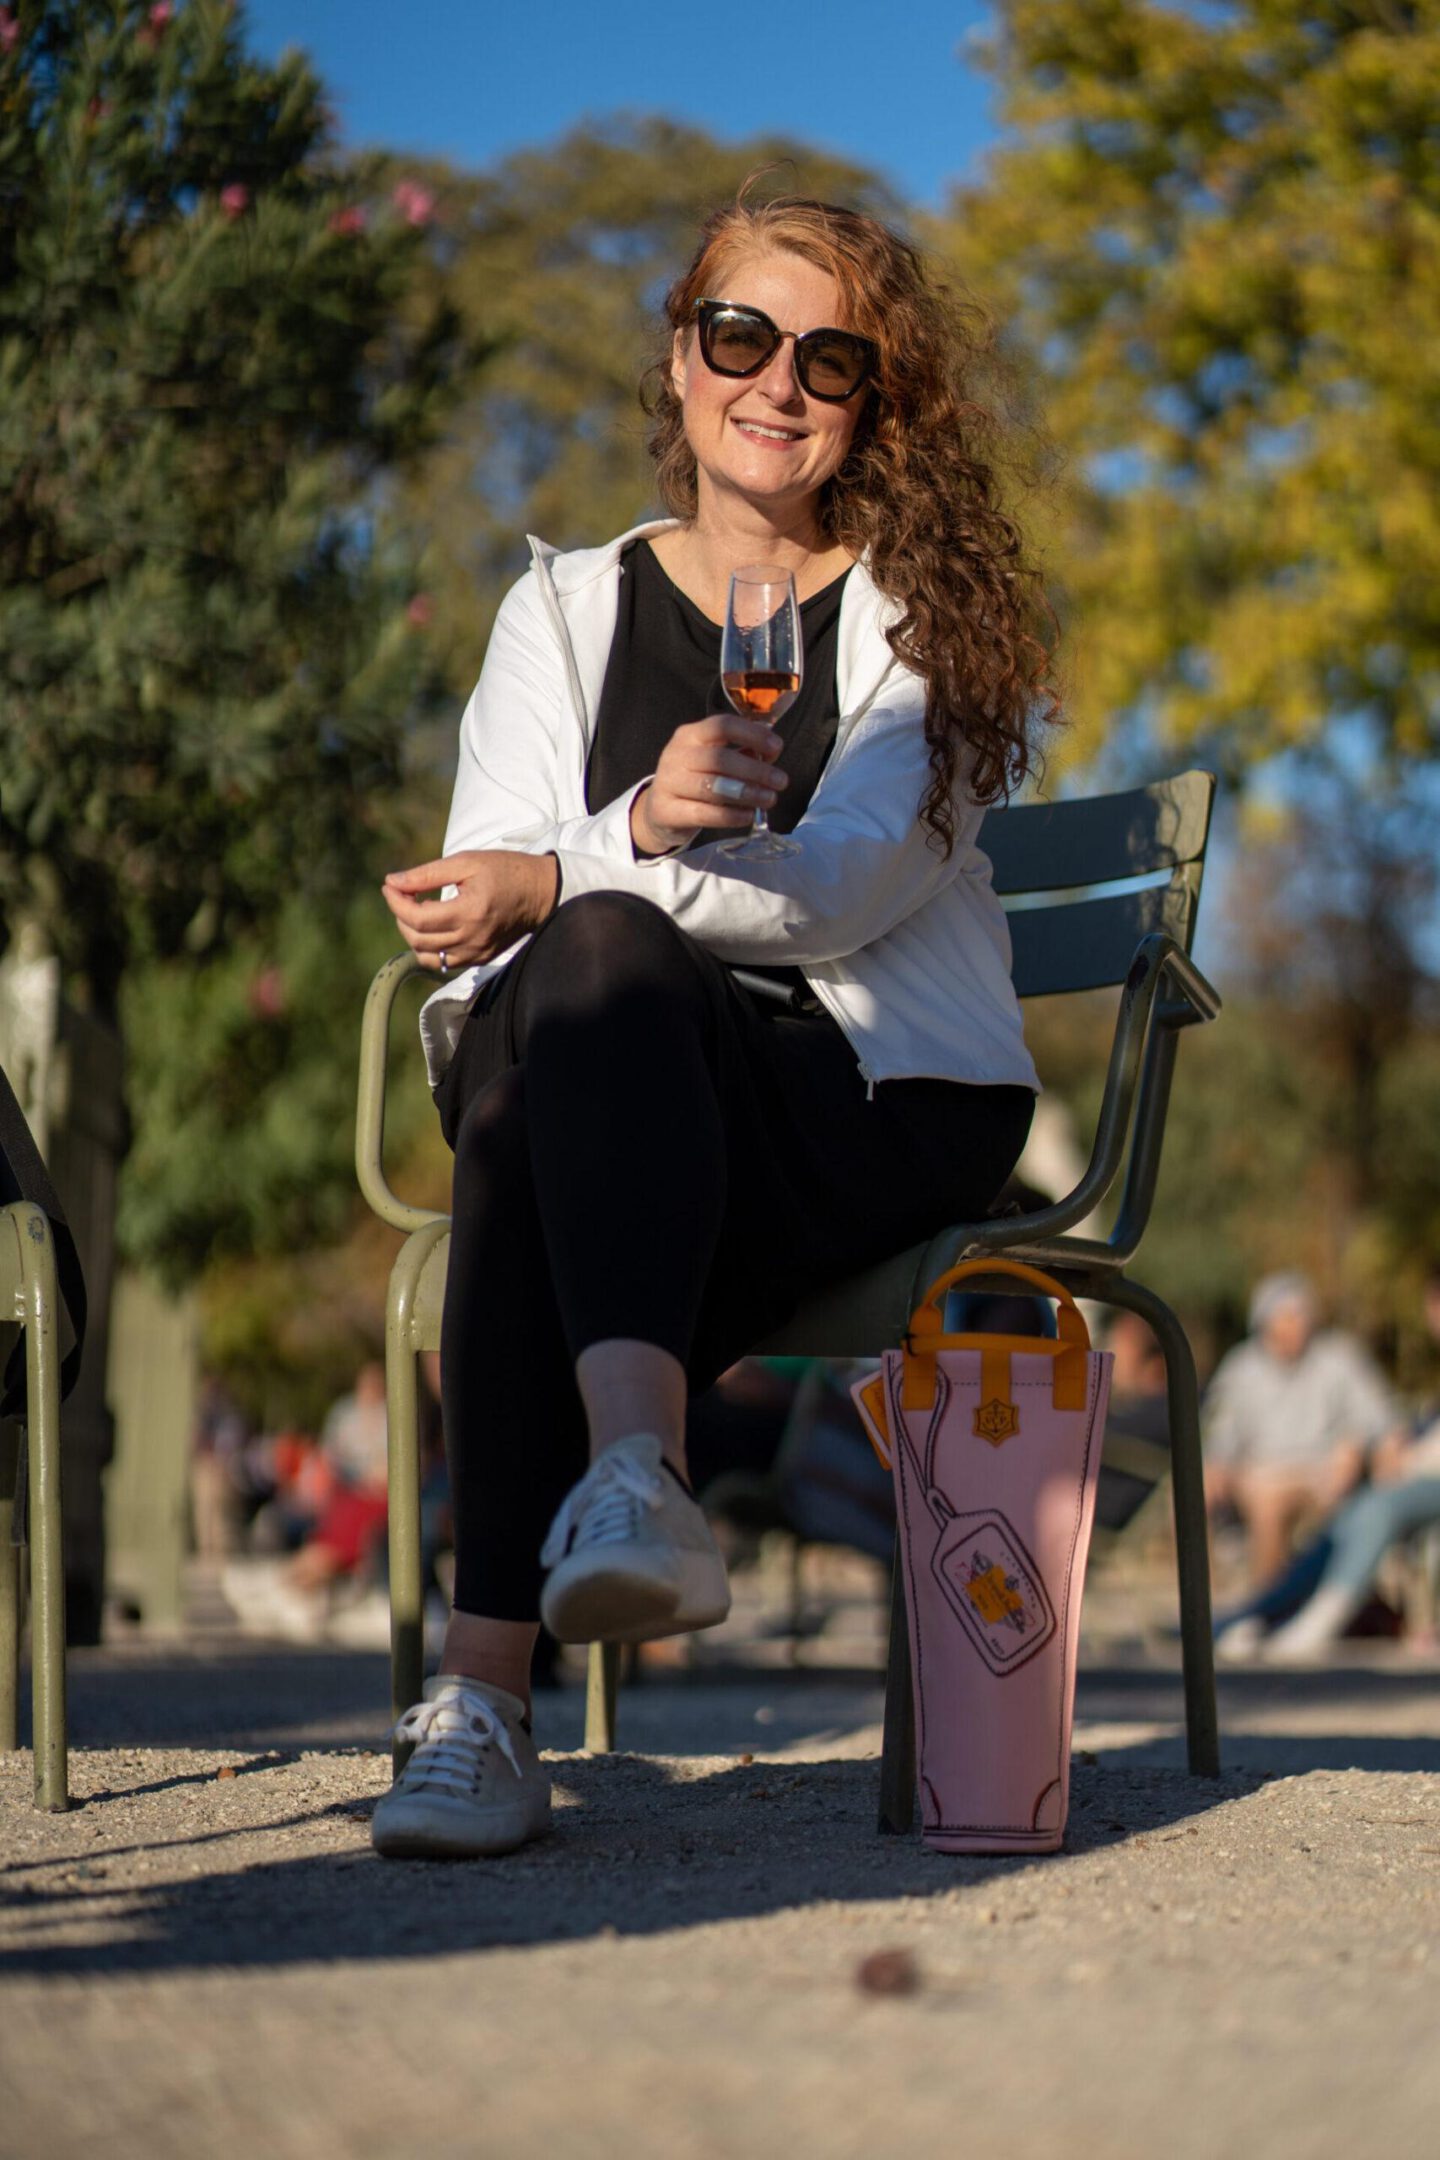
[901,1257,1092,1415]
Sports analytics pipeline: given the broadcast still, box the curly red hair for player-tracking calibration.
[643,196,1060,851]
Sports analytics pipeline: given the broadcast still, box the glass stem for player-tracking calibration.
[754,732,778,838]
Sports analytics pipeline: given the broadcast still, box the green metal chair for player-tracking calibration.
[358,769,1223,1807]
[0,1202,69,1809]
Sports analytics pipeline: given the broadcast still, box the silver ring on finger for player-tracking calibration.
[711,775,748,805]
[439,950,449,973]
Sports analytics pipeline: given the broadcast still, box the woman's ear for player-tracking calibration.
[670,326,689,401]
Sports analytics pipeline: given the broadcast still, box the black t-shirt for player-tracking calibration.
[587,539,849,837]
[585,539,851,1005]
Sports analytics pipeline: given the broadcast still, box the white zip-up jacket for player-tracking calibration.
[419,519,1039,1096]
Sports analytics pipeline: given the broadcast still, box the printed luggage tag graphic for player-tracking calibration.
[930,1509,1056,1677]
[973,1396,1020,1446]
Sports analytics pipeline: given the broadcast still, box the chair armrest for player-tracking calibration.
[958,930,1221,1260]
[355,951,450,1236]
[1154,943,1221,1029]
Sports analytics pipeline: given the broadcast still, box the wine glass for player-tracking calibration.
[718,564,803,860]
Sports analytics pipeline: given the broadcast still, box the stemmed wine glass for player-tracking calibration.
[718,564,803,859]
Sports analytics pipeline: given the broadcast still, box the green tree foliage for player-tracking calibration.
[116,892,447,1277]
[0,0,466,1021]
[938,1,1440,778]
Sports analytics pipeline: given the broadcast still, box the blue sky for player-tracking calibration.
[242,0,1000,209]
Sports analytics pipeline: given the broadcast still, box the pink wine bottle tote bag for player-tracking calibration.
[853,1260,1112,1854]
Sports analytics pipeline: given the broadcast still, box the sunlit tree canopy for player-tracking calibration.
[936,0,1440,780]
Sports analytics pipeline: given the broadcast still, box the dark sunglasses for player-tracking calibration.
[692,299,878,403]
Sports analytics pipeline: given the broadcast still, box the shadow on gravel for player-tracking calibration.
[55,1643,402,1752]
[13,1639,1432,1986]
[1081,1664,1440,1776]
[0,1755,1260,1979]
[32,1636,1439,1773]
[37,1638,1440,1774]
[52,1642,895,1754]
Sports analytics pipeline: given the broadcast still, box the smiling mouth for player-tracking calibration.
[732,419,806,444]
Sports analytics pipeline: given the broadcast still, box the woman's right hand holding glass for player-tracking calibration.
[630,714,788,856]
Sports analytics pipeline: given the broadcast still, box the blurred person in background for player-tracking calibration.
[290,1358,391,1596]
[223,1359,390,1637]
[1216,1265,1440,1659]
[371,191,1050,1859]
[246,1426,339,1555]
[1203,1272,1404,1586]
[189,1374,251,1561]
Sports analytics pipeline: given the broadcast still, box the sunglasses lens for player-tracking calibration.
[705,308,777,374]
[697,303,875,399]
[798,332,870,398]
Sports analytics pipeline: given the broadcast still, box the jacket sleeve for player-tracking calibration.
[551,665,976,967]
[441,571,643,863]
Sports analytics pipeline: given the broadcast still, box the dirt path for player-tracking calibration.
[2,1620,1437,2160]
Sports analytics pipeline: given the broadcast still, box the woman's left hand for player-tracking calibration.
[382,850,559,971]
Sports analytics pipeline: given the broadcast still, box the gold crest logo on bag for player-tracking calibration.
[973,1396,1020,1446]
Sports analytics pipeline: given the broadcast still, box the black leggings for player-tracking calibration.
[435,892,1033,1620]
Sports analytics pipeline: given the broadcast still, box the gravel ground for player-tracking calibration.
[2,1565,1438,2160]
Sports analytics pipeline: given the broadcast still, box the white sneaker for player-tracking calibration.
[370,1676,552,1860]
[220,1558,326,1643]
[1214,1615,1267,1664]
[539,1434,731,1645]
[1262,1585,1359,1663]
[324,1586,392,1650]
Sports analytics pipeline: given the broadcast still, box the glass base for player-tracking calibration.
[718,829,801,859]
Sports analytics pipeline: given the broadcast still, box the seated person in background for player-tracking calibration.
[295,1359,391,1596]
[1215,1424,1440,1660]
[1216,1264,1440,1658]
[246,1426,338,1554]
[223,1361,391,1638]
[1203,1272,1403,1586]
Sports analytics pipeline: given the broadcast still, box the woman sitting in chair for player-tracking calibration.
[373,192,1052,1858]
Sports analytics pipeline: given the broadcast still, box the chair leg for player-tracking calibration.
[585,1640,620,1752]
[1102,1276,1220,1777]
[9,1207,67,1810]
[0,1419,20,1754]
[385,1244,434,1773]
[877,1538,916,1834]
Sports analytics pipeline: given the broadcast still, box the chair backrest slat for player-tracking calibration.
[1006,871,1201,1000]
[980,770,1214,897]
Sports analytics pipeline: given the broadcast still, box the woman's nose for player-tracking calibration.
[756,339,803,404]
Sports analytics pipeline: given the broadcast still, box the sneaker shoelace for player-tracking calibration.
[391,1690,522,1798]
[540,1448,664,1569]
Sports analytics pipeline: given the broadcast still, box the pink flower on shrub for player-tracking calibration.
[0,11,20,55]
[391,179,436,229]
[149,2,174,24]
[406,593,434,629]
[220,183,250,220]
[328,205,368,237]
[247,968,287,1022]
